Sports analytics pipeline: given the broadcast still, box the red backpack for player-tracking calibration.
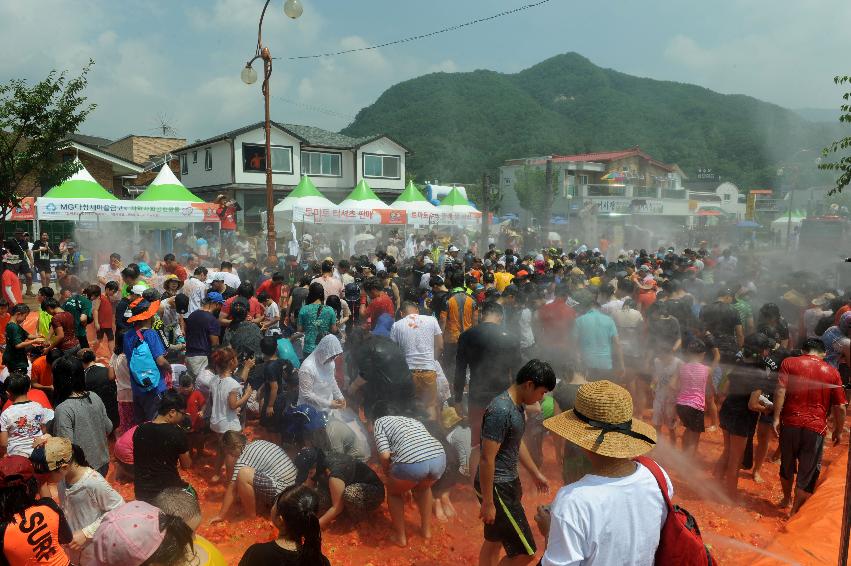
[634,456,714,566]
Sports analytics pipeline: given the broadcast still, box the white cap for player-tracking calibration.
[448,245,459,252]
[130,284,148,295]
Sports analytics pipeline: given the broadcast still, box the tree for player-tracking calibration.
[0,61,96,233]
[512,164,554,222]
[819,75,851,194]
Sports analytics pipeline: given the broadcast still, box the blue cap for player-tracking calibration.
[205,291,225,304]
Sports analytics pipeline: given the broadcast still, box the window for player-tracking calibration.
[204,148,212,171]
[192,151,198,164]
[363,153,400,179]
[723,193,731,201]
[579,175,589,185]
[301,151,341,176]
[242,144,293,174]
[180,154,188,175]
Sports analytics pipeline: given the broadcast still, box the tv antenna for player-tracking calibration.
[149,113,179,137]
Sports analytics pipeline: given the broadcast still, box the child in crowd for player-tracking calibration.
[36,287,54,340]
[177,373,206,459]
[3,304,40,376]
[259,291,281,336]
[0,373,54,456]
[652,350,684,444]
[110,332,134,437]
[673,338,710,456]
[209,347,254,483]
[33,436,124,564]
[239,485,331,566]
[95,280,119,353]
[30,347,62,401]
[0,455,72,564]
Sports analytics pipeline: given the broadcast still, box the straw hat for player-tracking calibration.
[441,406,463,430]
[543,380,656,459]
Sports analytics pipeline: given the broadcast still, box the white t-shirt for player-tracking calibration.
[542,462,672,566]
[209,375,243,433]
[0,401,55,457]
[211,271,240,290]
[181,277,208,316]
[264,302,281,335]
[600,298,624,317]
[389,314,442,370]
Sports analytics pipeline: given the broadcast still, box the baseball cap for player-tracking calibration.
[205,291,225,304]
[130,284,148,296]
[516,269,529,278]
[30,437,73,473]
[93,501,165,566]
[448,245,459,252]
[0,455,35,488]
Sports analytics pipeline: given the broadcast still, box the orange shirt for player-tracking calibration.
[30,356,53,388]
[1,500,71,566]
[1,270,22,305]
[442,292,477,343]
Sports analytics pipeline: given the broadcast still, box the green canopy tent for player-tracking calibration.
[42,159,118,200]
[135,165,203,202]
[339,179,387,210]
[390,180,436,212]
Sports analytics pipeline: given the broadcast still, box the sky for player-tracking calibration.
[2,0,849,143]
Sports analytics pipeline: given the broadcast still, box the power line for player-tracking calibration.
[279,0,551,61]
[273,96,356,121]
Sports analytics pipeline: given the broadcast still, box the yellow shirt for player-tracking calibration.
[494,272,514,293]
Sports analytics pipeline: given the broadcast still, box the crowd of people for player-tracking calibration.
[0,225,845,565]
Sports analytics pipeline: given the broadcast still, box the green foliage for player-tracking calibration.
[512,165,552,219]
[0,61,96,213]
[819,75,851,195]
[342,53,840,189]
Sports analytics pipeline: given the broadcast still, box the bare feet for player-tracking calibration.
[435,506,448,522]
[390,533,407,548]
[753,472,764,484]
[706,425,717,433]
[444,500,457,518]
[421,527,432,540]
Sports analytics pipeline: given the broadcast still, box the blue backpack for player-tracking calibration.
[129,330,162,392]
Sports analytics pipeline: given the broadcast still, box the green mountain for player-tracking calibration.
[342,53,839,187]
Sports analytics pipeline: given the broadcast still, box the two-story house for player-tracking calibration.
[173,122,409,232]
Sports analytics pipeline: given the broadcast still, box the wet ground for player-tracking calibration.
[106,422,842,566]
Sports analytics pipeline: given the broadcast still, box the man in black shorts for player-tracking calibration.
[476,359,555,565]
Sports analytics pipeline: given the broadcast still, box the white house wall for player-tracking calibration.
[180,140,232,188]
[356,138,406,192]
[233,127,303,186]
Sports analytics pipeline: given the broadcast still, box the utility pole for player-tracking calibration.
[481,173,490,255]
[543,157,554,247]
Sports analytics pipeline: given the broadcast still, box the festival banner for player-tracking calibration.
[36,198,221,223]
[5,197,35,220]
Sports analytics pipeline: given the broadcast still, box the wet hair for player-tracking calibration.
[758,303,781,323]
[272,485,324,566]
[157,389,187,416]
[114,332,126,356]
[325,295,342,318]
[143,512,195,566]
[802,338,826,353]
[236,282,253,299]
[210,347,238,375]
[222,430,247,452]
[449,272,465,289]
[6,373,30,397]
[152,488,201,528]
[362,277,382,293]
[481,300,504,319]
[271,272,284,283]
[220,261,233,270]
[10,304,29,316]
[337,259,349,270]
[120,267,136,280]
[193,266,208,277]
[515,359,557,391]
[53,355,86,396]
[109,253,121,261]
[299,274,312,287]
[174,294,189,315]
[163,253,176,262]
[0,476,39,523]
[400,300,419,312]
[79,349,97,364]
[306,282,325,305]
[321,260,334,274]
[42,298,59,311]
[742,333,772,359]
[178,373,193,389]
[104,280,119,293]
[260,336,278,357]
[257,291,270,303]
[685,338,707,354]
[38,287,54,298]
[619,279,635,294]
[69,443,90,467]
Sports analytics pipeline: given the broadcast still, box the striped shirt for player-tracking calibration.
[373,416,445,464]
[232,440,297,492]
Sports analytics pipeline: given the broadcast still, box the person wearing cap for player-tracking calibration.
[0,455,73,565]
[476,360,554,565]
[536,380,669,565]
[33,437,124,564]
[90,500,195,566]
[161,273,184,300]
[184,291,224,381]
[123,299,169,422]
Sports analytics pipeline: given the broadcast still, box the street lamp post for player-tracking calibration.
[241,0,303,260]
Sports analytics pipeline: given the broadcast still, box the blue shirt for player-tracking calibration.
[573,309,618,370]
[276,337,301,369]
[123,328,168,395]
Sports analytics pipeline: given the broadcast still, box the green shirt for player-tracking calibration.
[732,298,753,330]
[298,303,337,356]
[2,322,28,372]
[63,294,92,338]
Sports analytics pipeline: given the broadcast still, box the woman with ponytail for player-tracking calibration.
[239,484,331,566]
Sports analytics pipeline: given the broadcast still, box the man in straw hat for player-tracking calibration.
[476,359,554,566]
[536,380,671,566]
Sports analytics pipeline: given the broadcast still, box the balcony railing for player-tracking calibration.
[662,188,687,199]
[633,186,660,199]
[584,184,626,197]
